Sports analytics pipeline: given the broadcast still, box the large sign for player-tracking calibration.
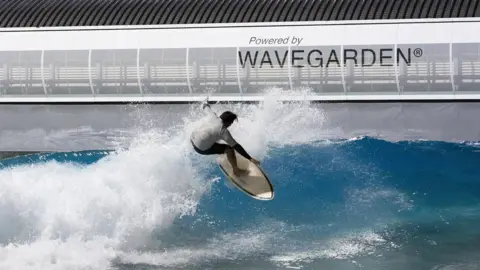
[238,47,424,68]
[0,19,477,101]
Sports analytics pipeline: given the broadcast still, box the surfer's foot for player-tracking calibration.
[233,167,248,176]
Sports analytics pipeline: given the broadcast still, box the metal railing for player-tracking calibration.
[0,45,479,100]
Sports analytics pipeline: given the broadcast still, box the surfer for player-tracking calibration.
[190,100,260,176]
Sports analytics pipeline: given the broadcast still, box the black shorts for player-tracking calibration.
[191,141,229,155]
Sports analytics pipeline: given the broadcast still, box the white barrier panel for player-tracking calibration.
[1,102,480,152]
[0,19,480,101]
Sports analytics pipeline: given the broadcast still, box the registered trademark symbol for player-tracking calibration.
[414,48,423,57]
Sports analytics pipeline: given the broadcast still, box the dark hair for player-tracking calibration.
[219,111,237,127]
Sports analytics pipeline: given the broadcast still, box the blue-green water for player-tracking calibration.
[0,137,479,269]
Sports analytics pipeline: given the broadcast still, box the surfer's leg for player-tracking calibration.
[225,146,237,168]
[192,141,224,156]
[194,142,246,176]
[225,146,247,176]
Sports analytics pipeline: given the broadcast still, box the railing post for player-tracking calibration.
[137,48,143,95]
[186,47,192,95]
[88,49,95,96]
[236,46,243,94]
[288,45,293,91]
[41,50,47,95]
[395,43,400,93]
[340,44,346,94]
[449,34,455,93]
[2,63,8,95]
[394,24,400,94]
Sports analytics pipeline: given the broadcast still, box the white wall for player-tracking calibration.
[0,18,479,101]
[0,18,479,50]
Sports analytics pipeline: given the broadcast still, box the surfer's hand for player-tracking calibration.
[202,96,210,110]
[250,158,260,165]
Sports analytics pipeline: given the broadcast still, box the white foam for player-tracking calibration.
[0,127,213,269]
[346,187,415,213]
[270,230,392,269]
[118,226,276,268]
[0,88,331,269]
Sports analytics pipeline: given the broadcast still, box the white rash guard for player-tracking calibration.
[190,103,238,151]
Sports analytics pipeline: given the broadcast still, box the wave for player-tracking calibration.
[0,89,479,269]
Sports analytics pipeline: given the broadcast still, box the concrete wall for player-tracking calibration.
[0,102,479,153]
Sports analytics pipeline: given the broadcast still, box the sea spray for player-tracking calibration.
[0,127,213,269]
[0,87,376,269]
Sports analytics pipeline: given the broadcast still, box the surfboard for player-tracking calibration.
[216,151,274,200]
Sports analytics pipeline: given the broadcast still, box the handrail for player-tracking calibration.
[0,44,479,99]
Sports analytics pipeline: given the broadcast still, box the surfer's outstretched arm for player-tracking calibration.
[201,100,217,117]
[223,130,260,166]
[233,144,259,165]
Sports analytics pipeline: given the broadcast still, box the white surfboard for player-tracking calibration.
[216,151,274,200]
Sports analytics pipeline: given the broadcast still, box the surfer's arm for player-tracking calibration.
[233,144,252,160]
[202,101,217,117]
[223,130,259,164]
[234,144,260,165]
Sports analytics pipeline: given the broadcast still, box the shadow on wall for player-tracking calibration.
[0,151,42,160]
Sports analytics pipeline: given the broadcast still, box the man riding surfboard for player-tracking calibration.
[190,100,260,176]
